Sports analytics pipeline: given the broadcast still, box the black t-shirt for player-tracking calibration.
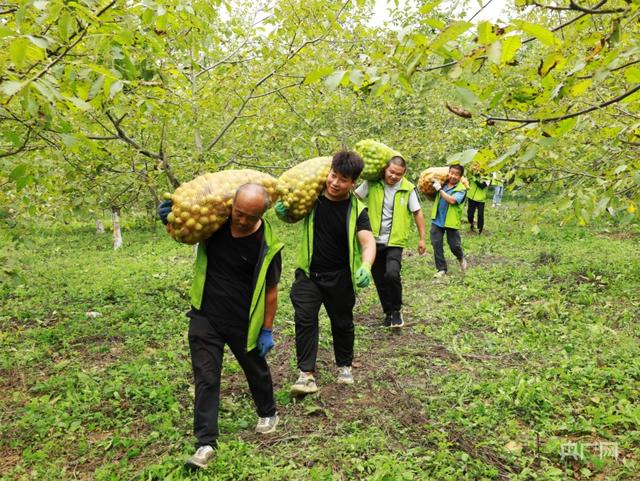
[195,221,281,326]
[310,195,371,273]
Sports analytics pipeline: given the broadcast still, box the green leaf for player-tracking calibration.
[419,1,441,15]
[349,69,365,87]
[520,144,538,164]
[67,96,92,111]
[570,79,591,96]
[487,41,502,65]
[430,21,472,52]
[59,11,73,42]
[0,80,28,96]
[10,37,29,69]
[27,35,49,49]
[613,164,627,175]
[0,26,15,38]
[478,22,497,45]
[304,66,335,85]
[501,35,521,64]
[324,70,345,90]
[9,164,27,180]
[447,148,478,165]
[109,80,123,98]
[513,21,557,46]
[624,67,640,83]
[455,86,478,108]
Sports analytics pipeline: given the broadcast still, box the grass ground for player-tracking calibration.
[1,201,639,480]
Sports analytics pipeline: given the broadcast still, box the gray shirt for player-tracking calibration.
[355,180,421,245]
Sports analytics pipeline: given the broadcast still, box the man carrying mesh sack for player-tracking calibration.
[354,156,426,329]
[158,184,283,470]
[275,151,376,394]
[430,164,468,278]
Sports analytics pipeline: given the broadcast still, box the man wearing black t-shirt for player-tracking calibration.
[158,184,284,470]
[276,151,376,394]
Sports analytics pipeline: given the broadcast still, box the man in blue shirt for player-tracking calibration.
[430,165,468,278]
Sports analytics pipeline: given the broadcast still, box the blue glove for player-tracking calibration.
[256,328,274,357]
[157,199,172,225]
[355,263,372,288]
[274,200,287,219]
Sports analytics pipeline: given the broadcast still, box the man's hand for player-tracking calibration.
[432,180,442,192]
[417,239,426,256]
[355,262,372,288]
[257,328,274,357]
[157,199,172,225]
[274,200,287,219]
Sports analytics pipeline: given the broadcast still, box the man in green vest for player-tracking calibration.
[467,170,491,234]
[276,151,376,395]
[430,164,468,278]
[355,156,426,328]
[158,184,284,470]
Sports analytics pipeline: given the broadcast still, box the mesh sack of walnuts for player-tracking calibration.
[354,139,402,181]
[165,169,278,244]
[276,156,332,223]
[418,167,470,201]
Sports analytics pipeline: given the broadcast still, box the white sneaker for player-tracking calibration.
[433,270,446,278]
[459,257,468,273]
[337,366,354,384]
[255,413,279,434]
[290,371,318,394]
[185,445,214,470]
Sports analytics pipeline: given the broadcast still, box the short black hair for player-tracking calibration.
[387,155,406,170]
[332,150,364,181]
[449,164,464,175]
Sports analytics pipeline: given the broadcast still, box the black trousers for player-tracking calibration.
[467,199,485,233]
[188,312,276,448]
[290,268,356,372]
[430,224,464,272]
[371,245,403,313]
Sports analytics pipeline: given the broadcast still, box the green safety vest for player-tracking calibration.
[431,182,467,230]
[298,193,366,290]
[367,178,416,248]
[467,175,491,202]
[190,219,284,351]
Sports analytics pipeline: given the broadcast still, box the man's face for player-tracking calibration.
[448,167,462,185]
[231,198,264,233]
[325,169,355,200]
[384,163,406,186]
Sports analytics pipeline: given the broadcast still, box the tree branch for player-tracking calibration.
[483,84,640,124]
[0,129,31,158]
[528,0,627,14]
[576,59,640,79]
[523,0,609,44]
[105,111,162,160]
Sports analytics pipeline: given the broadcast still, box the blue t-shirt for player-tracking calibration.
[433,185,465,228]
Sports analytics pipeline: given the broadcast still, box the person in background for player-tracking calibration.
[467,170,491,234]
[275,151,376,395]
[158,184,283,471]
[430,165,468,278]
[355,156,426,328]
[492,171,504,208]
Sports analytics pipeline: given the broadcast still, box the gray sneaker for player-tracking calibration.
[433,270,446,278]
[459,257,468,273]
[255,413,279,434]
[290,371,318,394]
[185,445,214,470]
[337,366,354,385]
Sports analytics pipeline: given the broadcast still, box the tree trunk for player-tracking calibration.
[96,219,105,234]
[111,207,122,250]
